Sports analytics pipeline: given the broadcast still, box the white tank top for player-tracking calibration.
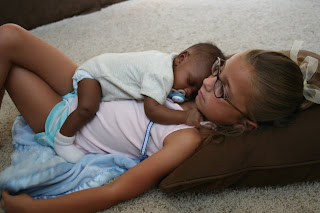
[72,98,193,160]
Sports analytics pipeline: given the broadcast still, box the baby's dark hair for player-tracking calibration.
[187,42,225,66]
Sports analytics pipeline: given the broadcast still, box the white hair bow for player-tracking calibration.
[290,41,320,104]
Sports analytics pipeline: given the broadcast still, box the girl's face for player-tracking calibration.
[196,52,256,128]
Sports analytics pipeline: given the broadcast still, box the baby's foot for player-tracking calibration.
[54,131,85,163]
[54,143,85,163]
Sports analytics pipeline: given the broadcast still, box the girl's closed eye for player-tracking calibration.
[222,83,228,99]
[214,78,226,98]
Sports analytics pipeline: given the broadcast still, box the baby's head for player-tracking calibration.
[172,43,225,100]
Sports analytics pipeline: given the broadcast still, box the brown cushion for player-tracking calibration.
[0,0,127,30]
[160,50,320,193]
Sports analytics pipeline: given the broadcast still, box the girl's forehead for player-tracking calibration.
[228,51,246,61]
[225,52,248,74]
[223,52,254,106]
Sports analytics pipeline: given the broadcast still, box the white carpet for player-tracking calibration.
[1,0,320,212]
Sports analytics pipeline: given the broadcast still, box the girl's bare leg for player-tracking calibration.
[5,65,62,133]
[0,24,78,106]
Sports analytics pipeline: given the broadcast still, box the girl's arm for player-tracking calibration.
[144,96,203,127]
[1,128,201,213]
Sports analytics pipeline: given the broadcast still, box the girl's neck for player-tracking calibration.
[180,100,208,122]
[180,101,196,110]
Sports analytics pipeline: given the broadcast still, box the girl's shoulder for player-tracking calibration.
[163,127,201,148]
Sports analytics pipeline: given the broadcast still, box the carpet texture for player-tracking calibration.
[1,0,320,212]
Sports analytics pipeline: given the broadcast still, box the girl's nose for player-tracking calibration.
[203,75,215,91]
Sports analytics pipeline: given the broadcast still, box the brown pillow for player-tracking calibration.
[160,50,320,193]
[0,0,127,30]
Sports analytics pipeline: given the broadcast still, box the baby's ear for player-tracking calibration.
[175,50,189,65]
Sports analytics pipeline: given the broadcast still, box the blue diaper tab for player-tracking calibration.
[35,92,77,147]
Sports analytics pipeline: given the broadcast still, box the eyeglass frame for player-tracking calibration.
[211,57,254,122]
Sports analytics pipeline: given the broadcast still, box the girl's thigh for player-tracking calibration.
[5,65,63,133]
[0,24,78,95]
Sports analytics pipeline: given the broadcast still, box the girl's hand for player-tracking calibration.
[1,190,35,213]
[185,108,203,127]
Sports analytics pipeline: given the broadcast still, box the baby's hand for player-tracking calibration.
[185,108,203,128]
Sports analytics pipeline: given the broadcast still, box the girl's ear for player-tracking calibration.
[233,120,258,131]
[175,50,189,65]
[245,120,258,130]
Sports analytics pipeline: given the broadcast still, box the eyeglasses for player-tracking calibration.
[211,57,253,122]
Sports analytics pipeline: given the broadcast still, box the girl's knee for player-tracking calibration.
[0,23,23,34]
[0,24,25,51]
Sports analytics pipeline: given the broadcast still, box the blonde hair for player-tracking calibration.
[246,50,304,122]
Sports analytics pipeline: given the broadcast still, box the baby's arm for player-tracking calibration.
[59,79,101,136]
[0,128,201,213]
[144,96,202,127]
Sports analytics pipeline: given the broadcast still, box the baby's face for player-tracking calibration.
[173,58,211,100]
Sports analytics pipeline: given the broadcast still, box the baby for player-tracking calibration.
[55,43,225,162]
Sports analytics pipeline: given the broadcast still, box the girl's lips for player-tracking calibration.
[198,89,204,101]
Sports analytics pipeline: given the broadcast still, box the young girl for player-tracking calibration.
[0,24,317,213]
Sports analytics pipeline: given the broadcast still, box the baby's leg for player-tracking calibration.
[0,24,77,106]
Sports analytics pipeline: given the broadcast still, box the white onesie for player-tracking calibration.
[75,50,177,104]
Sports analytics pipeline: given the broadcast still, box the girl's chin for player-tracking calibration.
[195,95,204,108]
[195,96,200,107]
